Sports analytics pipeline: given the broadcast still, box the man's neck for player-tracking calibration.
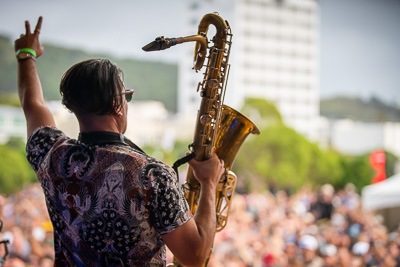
[77,113,122,133]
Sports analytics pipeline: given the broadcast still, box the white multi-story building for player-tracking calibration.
[178,0,320,141]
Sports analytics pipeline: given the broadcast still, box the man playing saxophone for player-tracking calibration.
[15,16,224,267]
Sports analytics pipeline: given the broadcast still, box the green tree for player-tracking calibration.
[6,136,26,154]
[338,154,374,190]
[234,98,345,193]
[142,139,192,169]
[385,151,398,178]
[336,150,398,191]
[240,97,282,128]
[235,123,343,192]
[0,93,20,107]
[0,140,36,195]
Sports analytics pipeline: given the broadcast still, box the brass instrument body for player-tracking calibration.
[143,12,260,266]
[184,13,260,230]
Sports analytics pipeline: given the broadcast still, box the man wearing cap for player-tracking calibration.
[320,244,339,267]
[299,235,324,267]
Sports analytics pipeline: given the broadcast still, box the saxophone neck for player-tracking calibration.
[197,13,229,48]
[142,34,206,51]
[142,13,230,71]
[193,13,230,70]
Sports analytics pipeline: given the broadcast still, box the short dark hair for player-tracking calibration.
[60,59,125,115]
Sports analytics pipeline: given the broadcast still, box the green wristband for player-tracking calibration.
[16,48,37,58]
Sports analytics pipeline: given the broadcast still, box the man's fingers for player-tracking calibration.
[34,16,43,34]
[25,20,31,35]
[23,17,42,36]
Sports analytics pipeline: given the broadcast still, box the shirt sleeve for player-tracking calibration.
[26,126,66,171]
[141,161,193,235]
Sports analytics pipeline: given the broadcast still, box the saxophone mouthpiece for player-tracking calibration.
[142,36,178,51]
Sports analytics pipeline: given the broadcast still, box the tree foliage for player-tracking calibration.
[0,138,36,195]
[234,121,343,192]
[336,154,374,190]
[385,151,398,179]
[233,98,397,193]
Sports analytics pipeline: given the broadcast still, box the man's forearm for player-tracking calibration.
[17,59,45,108]
[192,183,217,260]
[162,154,224,266]
[16,56,55,136]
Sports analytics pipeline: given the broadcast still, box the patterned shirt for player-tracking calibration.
[26,126,192,266]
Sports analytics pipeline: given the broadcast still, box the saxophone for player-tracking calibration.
[143,13,260,266]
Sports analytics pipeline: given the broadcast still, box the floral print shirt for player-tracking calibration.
[26,126,192,266]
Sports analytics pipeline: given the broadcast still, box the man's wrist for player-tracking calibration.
[199,181,217,192]
[16,48,37,62]
[16,52,36,62]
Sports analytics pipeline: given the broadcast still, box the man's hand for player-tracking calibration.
[188,152,225,190]
[14,16,44,57]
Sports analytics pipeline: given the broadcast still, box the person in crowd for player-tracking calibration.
[349,255,366,267]
[298,234,324,267]
[320,243,339,267]
[14,16,225,266]
[310,184,334,222]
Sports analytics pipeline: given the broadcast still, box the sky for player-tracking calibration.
[319,0,400,104]
[1,0,400,105]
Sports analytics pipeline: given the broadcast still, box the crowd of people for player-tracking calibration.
[1,182,399,267]
[205,183,400,267]
[0,184,54,267]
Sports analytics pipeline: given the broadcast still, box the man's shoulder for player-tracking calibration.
[141,157,175,174]
[26,126,67,171]
[28,125,66,142]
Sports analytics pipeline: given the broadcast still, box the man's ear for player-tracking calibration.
[114,109,123,116]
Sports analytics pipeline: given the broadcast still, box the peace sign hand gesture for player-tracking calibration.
[14,16,44,58]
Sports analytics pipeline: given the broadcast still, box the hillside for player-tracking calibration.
[320,96,400,122]
[2,35,399,121]
[0,35,178,112]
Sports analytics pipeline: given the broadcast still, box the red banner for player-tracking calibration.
[369,149,386,184]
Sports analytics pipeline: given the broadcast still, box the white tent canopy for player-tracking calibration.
[362,172,400,211]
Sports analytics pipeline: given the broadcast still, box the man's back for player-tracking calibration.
[26,126,192,266]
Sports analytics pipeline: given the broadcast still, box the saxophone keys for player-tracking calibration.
[200,114,212,125]
[207,79,219,90]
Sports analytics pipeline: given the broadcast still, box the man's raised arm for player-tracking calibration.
[15,16,55,137]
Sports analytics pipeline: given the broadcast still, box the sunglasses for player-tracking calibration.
[124,89,135,102]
